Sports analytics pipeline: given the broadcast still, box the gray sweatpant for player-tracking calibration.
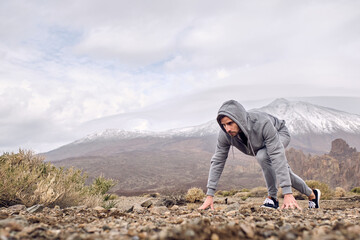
[255,127,312,199]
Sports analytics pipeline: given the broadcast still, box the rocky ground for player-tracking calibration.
[1,195,360,240]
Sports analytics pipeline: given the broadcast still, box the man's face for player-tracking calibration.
[220,116,240,137]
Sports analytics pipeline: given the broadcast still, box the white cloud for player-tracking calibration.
[0,0,359,152]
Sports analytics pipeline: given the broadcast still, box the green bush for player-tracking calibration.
[89,175,116,195]
[305,180,333,200]
[0,150,115,208]
[350,187,360,194]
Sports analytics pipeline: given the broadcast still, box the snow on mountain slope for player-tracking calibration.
[74,98,360,144]
[256,98,360,135]
[74,120,219,144]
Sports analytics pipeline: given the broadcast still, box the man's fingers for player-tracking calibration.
[280,203,302,210]
[198,204,207,210]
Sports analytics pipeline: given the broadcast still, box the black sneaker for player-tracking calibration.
[309,189,321,208]
[261,197,279,209]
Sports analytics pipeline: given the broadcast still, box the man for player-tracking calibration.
[199,100,320,210]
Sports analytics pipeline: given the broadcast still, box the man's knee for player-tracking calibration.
[256,148,269,166]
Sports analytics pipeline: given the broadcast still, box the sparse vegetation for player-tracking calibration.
[305,180,333,200]
[215,189,239,197]
[249,187,268,198]
[350,187,360,194]
[240,188,250,192]
[185,187,205,203]
[0,150,116,208]
[334,187,346,198]
[89,175,116,195]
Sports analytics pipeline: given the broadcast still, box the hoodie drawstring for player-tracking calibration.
[230,137,235,159]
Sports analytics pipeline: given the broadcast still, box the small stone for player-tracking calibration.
[171,205,179,210]
[225,203,240,212]
[133,204,144,213]
[26,204,44,213]
[0,212,9,220]
[184,229,195,238]
[8,205,26,212]
[102,225,111,231]
[240,223,254,238]
[226,210,237,217]
[150,206,168,215]
[283,232,297,240]
[126,205,134,213]
[138,232,148,239]
[93,206,106,212]
[141,199,153,208]
[85,226,98,233]
[211,233,220,240]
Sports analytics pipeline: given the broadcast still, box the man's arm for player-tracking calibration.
[206,131,230,196]
[199,131,230,210]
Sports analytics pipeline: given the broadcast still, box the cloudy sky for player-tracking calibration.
[1,0,360,153]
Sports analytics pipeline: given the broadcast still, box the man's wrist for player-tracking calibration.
[206,188,216,196]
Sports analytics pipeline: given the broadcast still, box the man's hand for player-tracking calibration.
[198,195,214,210]
[281,194,302,210]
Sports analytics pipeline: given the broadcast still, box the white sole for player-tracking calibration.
[315,189,321,208]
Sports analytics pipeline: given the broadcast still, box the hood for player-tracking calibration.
[217,100,250,136]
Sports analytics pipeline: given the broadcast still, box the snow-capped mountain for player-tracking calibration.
[43,98,360,163]
[74,120,219,144]
[256,98,360,135]
[74,98,360,144]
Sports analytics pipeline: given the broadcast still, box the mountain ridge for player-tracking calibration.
[61,98,360,148]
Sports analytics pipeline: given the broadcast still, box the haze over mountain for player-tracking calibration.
[78,96,360,140]
[43,99,360,195]
[45,98,360,160]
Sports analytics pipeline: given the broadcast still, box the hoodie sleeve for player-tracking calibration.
[262,119,292,195]
[206,131,230,196]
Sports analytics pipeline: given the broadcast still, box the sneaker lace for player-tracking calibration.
[308,201,316,208]
[263,198,274,205]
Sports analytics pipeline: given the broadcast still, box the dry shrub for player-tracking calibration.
[249,187,268,198]
[233,192,250,201]
[0,150,114,208]
[334,187,346,198]
[215,189,239,197]
[186,203,199,210]
[185,187,205,203]
[305,180,333,200]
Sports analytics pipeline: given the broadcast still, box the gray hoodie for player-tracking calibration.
[206,100,292,196]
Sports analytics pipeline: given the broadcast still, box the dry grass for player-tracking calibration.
[334,187,347,198]
[215,189,239,197]
[185,187,205,203]
[249,187,268,198]
[305,180,333,200]
[0,150,115,208]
